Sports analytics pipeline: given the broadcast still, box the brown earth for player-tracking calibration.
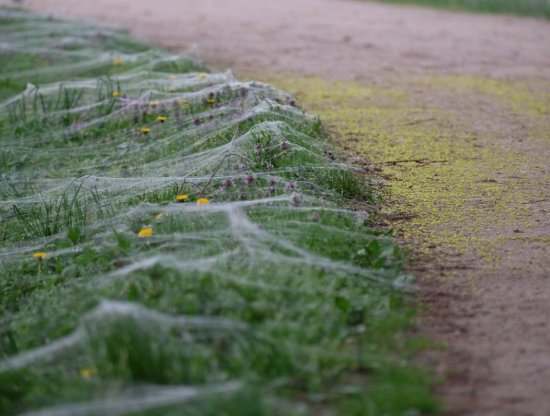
[4,0,550,81]
[2,0,550,415]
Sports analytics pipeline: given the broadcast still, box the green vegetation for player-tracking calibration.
[0,8,437,415]
[374,0,550,18]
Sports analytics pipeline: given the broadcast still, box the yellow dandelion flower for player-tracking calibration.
[176,194,188,202]
[113,57,123,66]
[137,227,153,237]
[80,367,97,379]
[176,99,188,106]
[197,197,210,205]
[149,100,160,108]
[157,116,167,123]
[168,87,176,93]
[33,251,47,260]
[140,127,151,135]
[198,73,208,80]
[206,98,215,104]
[112,91,121,98]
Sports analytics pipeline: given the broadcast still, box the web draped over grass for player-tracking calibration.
[0,9,435,416]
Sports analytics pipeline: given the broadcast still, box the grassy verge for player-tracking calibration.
[0,8,437,415]
[372,0,550,18]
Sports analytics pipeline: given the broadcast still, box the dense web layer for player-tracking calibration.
[0,9,412,415]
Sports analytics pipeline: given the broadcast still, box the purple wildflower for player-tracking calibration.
[284,181,296,192]
[244,175,255,185]
[232,162,246,171]
[308,212,320,222]
[69,122,84,133]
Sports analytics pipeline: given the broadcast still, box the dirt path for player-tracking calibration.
[3,0,550,415]
[4,0,550,81]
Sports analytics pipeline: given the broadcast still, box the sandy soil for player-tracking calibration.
[2,0,550,415]
[4,0,550,82]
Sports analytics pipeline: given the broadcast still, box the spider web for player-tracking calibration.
[0,8,410,415]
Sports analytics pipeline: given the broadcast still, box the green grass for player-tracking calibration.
[373,0,550,18]
[0,8,437,415]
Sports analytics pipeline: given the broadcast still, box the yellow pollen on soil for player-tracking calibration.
[255,73,550,273]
